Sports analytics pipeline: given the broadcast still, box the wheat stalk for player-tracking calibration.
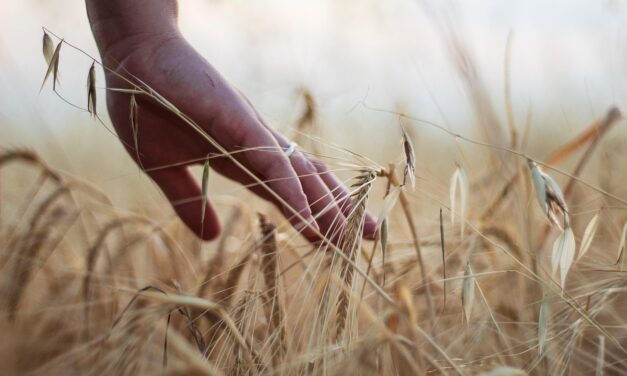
[258,214,287,366]
[335,169,375,340]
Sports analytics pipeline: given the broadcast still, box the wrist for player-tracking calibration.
[86,0,180,64]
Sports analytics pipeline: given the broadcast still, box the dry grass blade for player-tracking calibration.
[479,366,527,376]
[595,335,605,376]
[201,158,210,233]
[576,213,599,263]
[380,218,388,285]
[616,221,627,270]
[552,228,576,288]
[87,61,97,117]
[129,289,259,372]
[42,31,54,65]
[538,293,549,356]
[129,94,140,163]
[544,107,622,166]
[504,30,518,148]
[395,282,418,326]
[401,128,416,190]
[439,208,446,306]
[462,260,475,325]
[41,39,62,92]
[450,168,460,225]
[387,167,436,333]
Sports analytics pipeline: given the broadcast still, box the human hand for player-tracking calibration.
[90,8,376,243]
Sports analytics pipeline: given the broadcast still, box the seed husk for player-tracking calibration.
[87,62,97,117]
[41,39,62,92]
[450,165,469,238]
[401,128,415,190]
[42,31,54,65]
[552,227,576,287]
[462,260,475,324]
[576,213,599,263]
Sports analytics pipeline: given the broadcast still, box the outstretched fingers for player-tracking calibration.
[206,156,327,243]
[267,135,349,244]
[265,125,377,241]
[228,117,319,235]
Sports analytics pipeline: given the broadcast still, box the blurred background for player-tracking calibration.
[2,0,627,213]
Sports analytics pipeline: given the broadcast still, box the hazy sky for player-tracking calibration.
[2,0,627,138]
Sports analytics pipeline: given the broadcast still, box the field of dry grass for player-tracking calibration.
[1,20,627,376]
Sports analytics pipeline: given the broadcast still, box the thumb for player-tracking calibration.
[148,167,220,241]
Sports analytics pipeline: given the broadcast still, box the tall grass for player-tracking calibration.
[0,26,626,376]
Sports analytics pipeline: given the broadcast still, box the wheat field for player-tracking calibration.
[1,5,627,376]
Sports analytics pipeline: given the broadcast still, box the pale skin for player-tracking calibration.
[85,0,376,243]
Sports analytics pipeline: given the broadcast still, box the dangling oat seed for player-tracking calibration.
[42,31,54,65]
[401,128,416,191]
[87,62,97,117]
